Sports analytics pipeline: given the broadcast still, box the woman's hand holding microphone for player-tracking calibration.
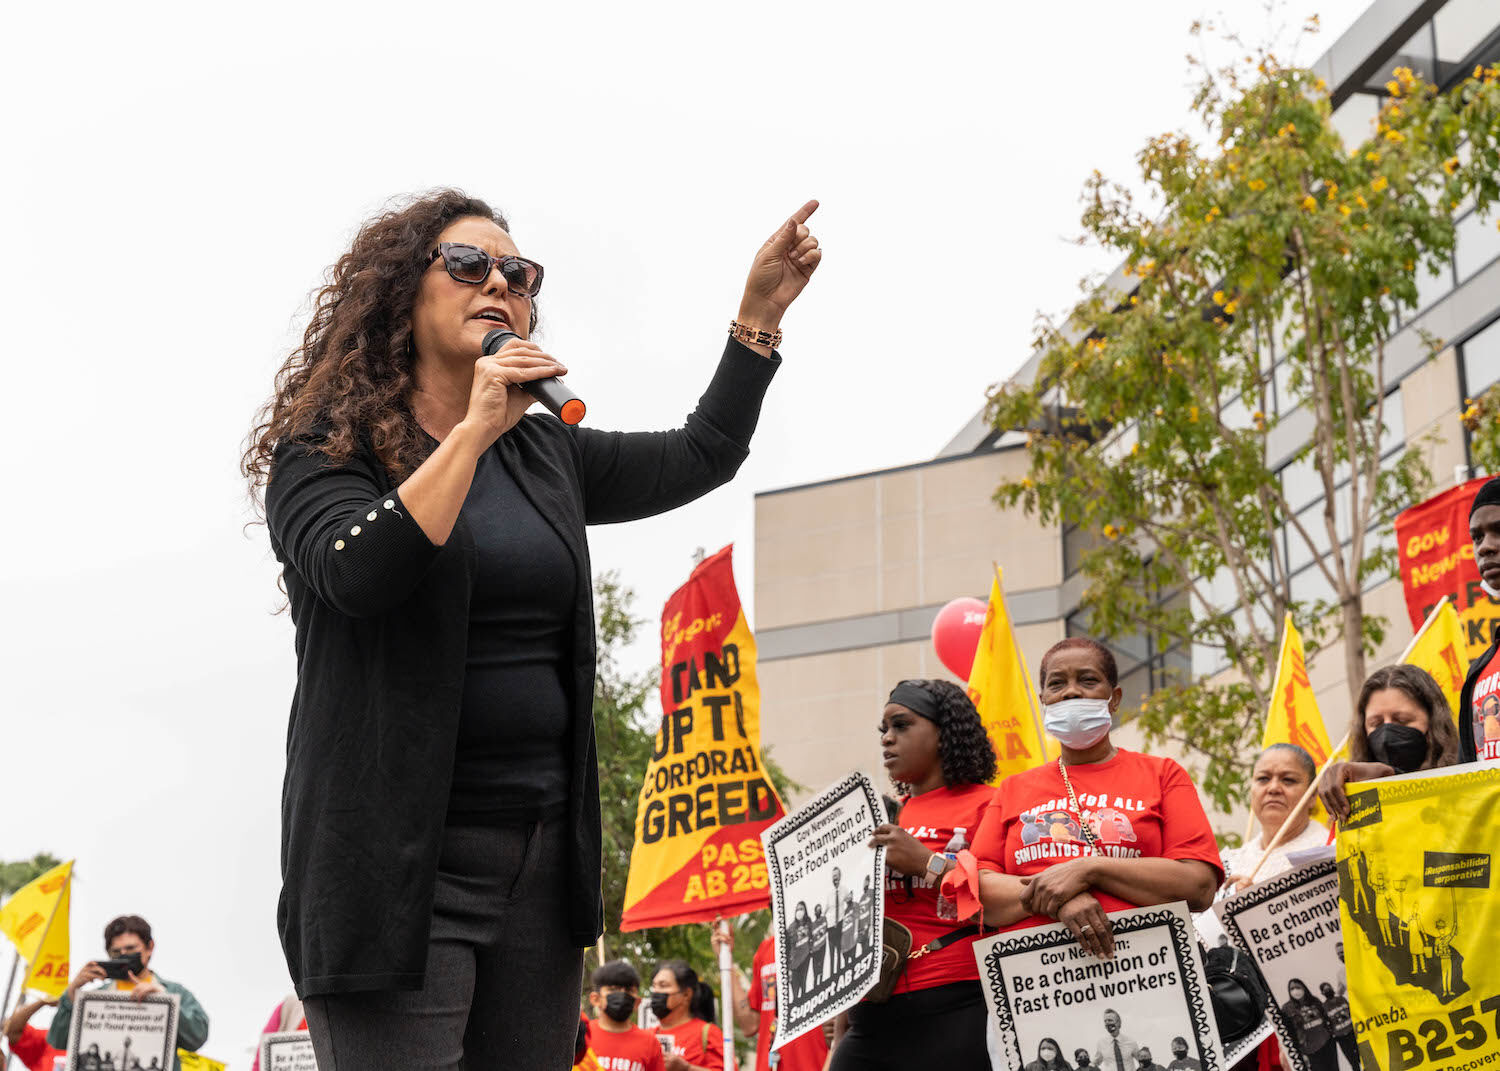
[460,340,569,447]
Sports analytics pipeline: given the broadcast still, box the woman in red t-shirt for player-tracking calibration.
[830,678,1020,1069]
[973,638,1223,959]
[650,961,725,1071]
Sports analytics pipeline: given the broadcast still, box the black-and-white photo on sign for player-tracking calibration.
[259,1031,318,1071]
[1194,908,1274,1066]
[976,901,1225,1071]
[1217,859,1357,1071]
[66,990,179,1071]
[761,771,885,1049]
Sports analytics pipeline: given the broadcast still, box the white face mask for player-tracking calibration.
[1042,697,1114,749]
[1482,578,1500,599]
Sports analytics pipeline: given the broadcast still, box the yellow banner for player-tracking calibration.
[24,874,70,996]
[1404,600,1469,717]
[967,569,1055,780]
[621,546,785,930]
[1260,615,1334,824]
[177,1052,228,1071]
[0,860,71,996]
[1335,765,1500,1071]
[1261,615,1334,762]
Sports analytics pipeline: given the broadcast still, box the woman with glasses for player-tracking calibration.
[244,188,819,1069]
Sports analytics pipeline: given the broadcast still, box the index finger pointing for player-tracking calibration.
[790,199,819,225]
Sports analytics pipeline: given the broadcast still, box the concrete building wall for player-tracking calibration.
[755,449,1063,802]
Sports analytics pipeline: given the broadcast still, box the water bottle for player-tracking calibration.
[934,826,968,920]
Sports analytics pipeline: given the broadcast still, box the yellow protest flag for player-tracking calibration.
[23,873,70,996]
[0,860,72,996]
[1336,765,1500,1071]
[1261,614,1334,763]
[177,1052,228,1071]
[1257,615,1334,830]
[1402,599,1469,716]
[967,567,1057,782]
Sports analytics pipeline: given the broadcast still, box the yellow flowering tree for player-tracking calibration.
[1465,387,1500,475]
[989,36,1500,809]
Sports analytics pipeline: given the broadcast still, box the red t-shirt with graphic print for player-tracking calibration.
[971,750,1223,930]
[654,1018,724,1068]
[748,936,830,1071]
[886,782,997,993]
[1470,646,1500,762]
[587,1020,666,1071]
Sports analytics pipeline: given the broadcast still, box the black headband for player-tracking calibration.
[1473,477,1500,519]
[887,681,941,722]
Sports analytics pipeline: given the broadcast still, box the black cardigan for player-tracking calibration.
[265,339,779,997]
[1458,625,1500,763]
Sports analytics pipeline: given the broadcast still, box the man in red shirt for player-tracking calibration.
[585,960,665,1071]
[4,996,63,1071]
[713,923,829,1071]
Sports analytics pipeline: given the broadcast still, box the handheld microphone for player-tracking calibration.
[481,328,586,426]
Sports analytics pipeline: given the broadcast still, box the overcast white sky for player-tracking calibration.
[2,1,1373,1064]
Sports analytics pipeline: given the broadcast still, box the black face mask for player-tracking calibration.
[603,991,636,1024]
[1368,722,1428,773]
[650,992,673,1021]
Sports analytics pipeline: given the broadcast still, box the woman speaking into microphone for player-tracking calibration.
[244,189,820,1068]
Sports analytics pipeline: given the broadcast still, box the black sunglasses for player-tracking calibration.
[427,243,544,297]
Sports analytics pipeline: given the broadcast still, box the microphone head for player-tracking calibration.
[481,327,519,355]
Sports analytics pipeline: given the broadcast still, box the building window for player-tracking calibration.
[1454,205,1500,283]
[1462,316,1500,395]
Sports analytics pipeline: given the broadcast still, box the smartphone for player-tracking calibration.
[97,954,143,981]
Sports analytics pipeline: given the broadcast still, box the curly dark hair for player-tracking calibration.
[1349,663,1460,769]
[889,679,997,792]
[242,189,534,498]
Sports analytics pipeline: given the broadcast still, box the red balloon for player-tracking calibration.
[930,597,988,681]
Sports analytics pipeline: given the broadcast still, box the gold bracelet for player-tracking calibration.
[729,319,782,348]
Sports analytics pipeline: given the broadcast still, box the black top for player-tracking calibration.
[450,447,576,821]
[266,338,779,997]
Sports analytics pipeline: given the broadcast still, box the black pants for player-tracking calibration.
[830,981,989,1070]
[303,820,584,1069]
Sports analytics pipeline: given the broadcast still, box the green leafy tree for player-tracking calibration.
[989,26,1500,810]
[591,571,797,1056]
[0,854,63,897]
[1464,385,1500,475]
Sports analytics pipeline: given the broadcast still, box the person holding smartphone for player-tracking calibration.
[47,915,209,1070]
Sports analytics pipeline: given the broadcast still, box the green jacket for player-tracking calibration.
[47,974,209,1071]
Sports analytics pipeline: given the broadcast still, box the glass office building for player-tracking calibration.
[752,0,1500,822]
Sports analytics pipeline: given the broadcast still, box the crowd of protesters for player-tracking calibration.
[3,914,208,1071]
[8,487,1494,1070]
[564,478,1500,1070]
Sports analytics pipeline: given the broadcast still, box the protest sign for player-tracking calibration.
[259,1031,318,1071]
[622,545,785,930]
[66,990,179,1071]
[1193,909,1274,1066]
[975,902,1224,1071]
[1335,764,1500,1071]
[1395,477,1500,661]
[1217,859,1357,1071]
[761,772,884,1048]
